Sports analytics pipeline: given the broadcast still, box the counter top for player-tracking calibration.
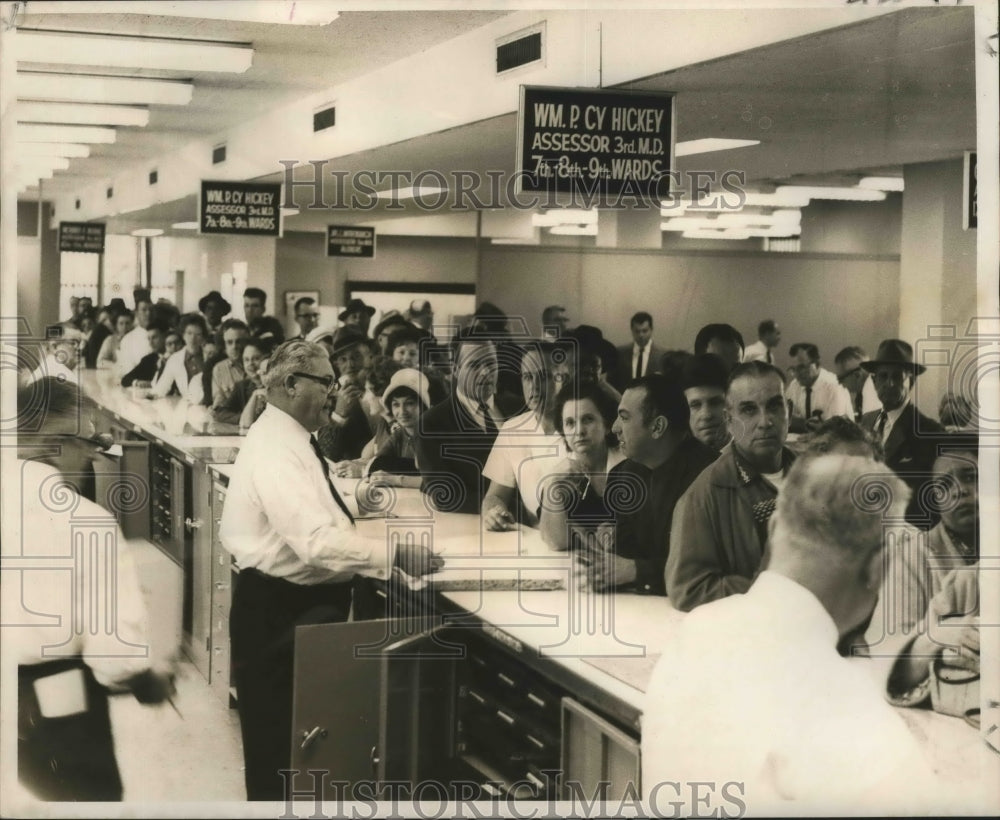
[77,371,999,806]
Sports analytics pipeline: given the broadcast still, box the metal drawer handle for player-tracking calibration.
[299,726,327,750]
[185,517,203,531]
[215,582,229,591]
[527,692,546,708]
[498,673,516,687]
[496,709,515,726]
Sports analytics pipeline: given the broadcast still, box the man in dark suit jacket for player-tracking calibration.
[414,328,521,514]
[120,322,168,387]
[614,311,666,391]
[859,339,944,528]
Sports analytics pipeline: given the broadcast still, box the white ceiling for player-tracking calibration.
[14,5,978,234]
[14,6,512,194]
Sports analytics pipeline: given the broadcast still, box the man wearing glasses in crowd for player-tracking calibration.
[290,297,320,342]
[220,339,442,801]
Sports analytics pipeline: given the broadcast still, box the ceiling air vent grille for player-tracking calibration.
[497,28,543,74]
[313,105,336,133]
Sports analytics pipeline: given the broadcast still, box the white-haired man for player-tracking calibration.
[644,454,935,813]
[220,339,442,801]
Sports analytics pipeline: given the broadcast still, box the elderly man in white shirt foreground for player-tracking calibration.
[643,453,940,815]
[220,339,442,801]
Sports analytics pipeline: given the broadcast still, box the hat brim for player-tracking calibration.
[338,306,377,321]
[859,360,926,376]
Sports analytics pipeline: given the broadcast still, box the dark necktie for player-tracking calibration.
[308,434,355,523]
[766,350,772,364]
[875,411,888,442]
[154,356,167,382]
[853,387,863,421]
[804,385,812,419]
[478,402,498,435]
[635,347,645,380]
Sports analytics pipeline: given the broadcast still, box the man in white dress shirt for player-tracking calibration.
[644,454,935,814]
[220,339,441,800]
[614,311,664,390]
[834,345,880,421]
[743,318,781,364]
[116,296,154,377]
[786,342,853,433]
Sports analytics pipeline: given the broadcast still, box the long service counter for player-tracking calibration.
[76,371,999,811]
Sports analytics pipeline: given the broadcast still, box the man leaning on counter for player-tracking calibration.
[219,339,442,801]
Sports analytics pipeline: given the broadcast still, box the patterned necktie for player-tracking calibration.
[308,434,355,523]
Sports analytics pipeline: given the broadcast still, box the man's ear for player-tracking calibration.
[862,546,884,592]
[651,415,668,439]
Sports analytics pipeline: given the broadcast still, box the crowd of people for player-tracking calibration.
[24,288,983,804]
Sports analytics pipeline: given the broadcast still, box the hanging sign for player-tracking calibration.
[200,180,282,236]
[516,85,675,198]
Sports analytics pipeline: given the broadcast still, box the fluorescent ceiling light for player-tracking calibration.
[681,229,753,241]
[17,142,90,157]
[17,101,149,127]
[858,176,905,192]
[491,237,540,245]
[23,1,340,26]
[171,222,199,230]
[549,224,598,236]
[532,209,598,227]
[376,187,448,202]
[18,72,193,106]
[18,124,115,143]
[131,228,164,237]
[675,138,760,158]
[776,185,886,202]
[16,30,253,73]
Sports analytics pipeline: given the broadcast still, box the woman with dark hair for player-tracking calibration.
[96,309,133,370]
[539,378,625,551]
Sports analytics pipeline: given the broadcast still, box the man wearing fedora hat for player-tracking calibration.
[406,299,436,342]
[199,290,232,338]
[372,310,409,354]
[338,298,376,336]
[859,339,944,527]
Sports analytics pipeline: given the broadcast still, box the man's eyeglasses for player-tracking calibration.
[293,371,337,391]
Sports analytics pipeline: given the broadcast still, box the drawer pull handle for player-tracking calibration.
[468,690,486,705]
[184,517,203,531]
[526,734,545,750]
[496,709,515,726]
[497,673,516,687]
[299,726,327,750]
[527,693,546,708]
[526,771,545,790]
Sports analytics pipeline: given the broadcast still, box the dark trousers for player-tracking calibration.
[230,568,352,801]
[18,659,123,801]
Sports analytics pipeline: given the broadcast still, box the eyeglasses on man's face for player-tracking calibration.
[292,371,337,392]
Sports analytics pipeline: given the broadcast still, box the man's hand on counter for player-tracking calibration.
[395,543,445,577]
[574,524,636,591]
